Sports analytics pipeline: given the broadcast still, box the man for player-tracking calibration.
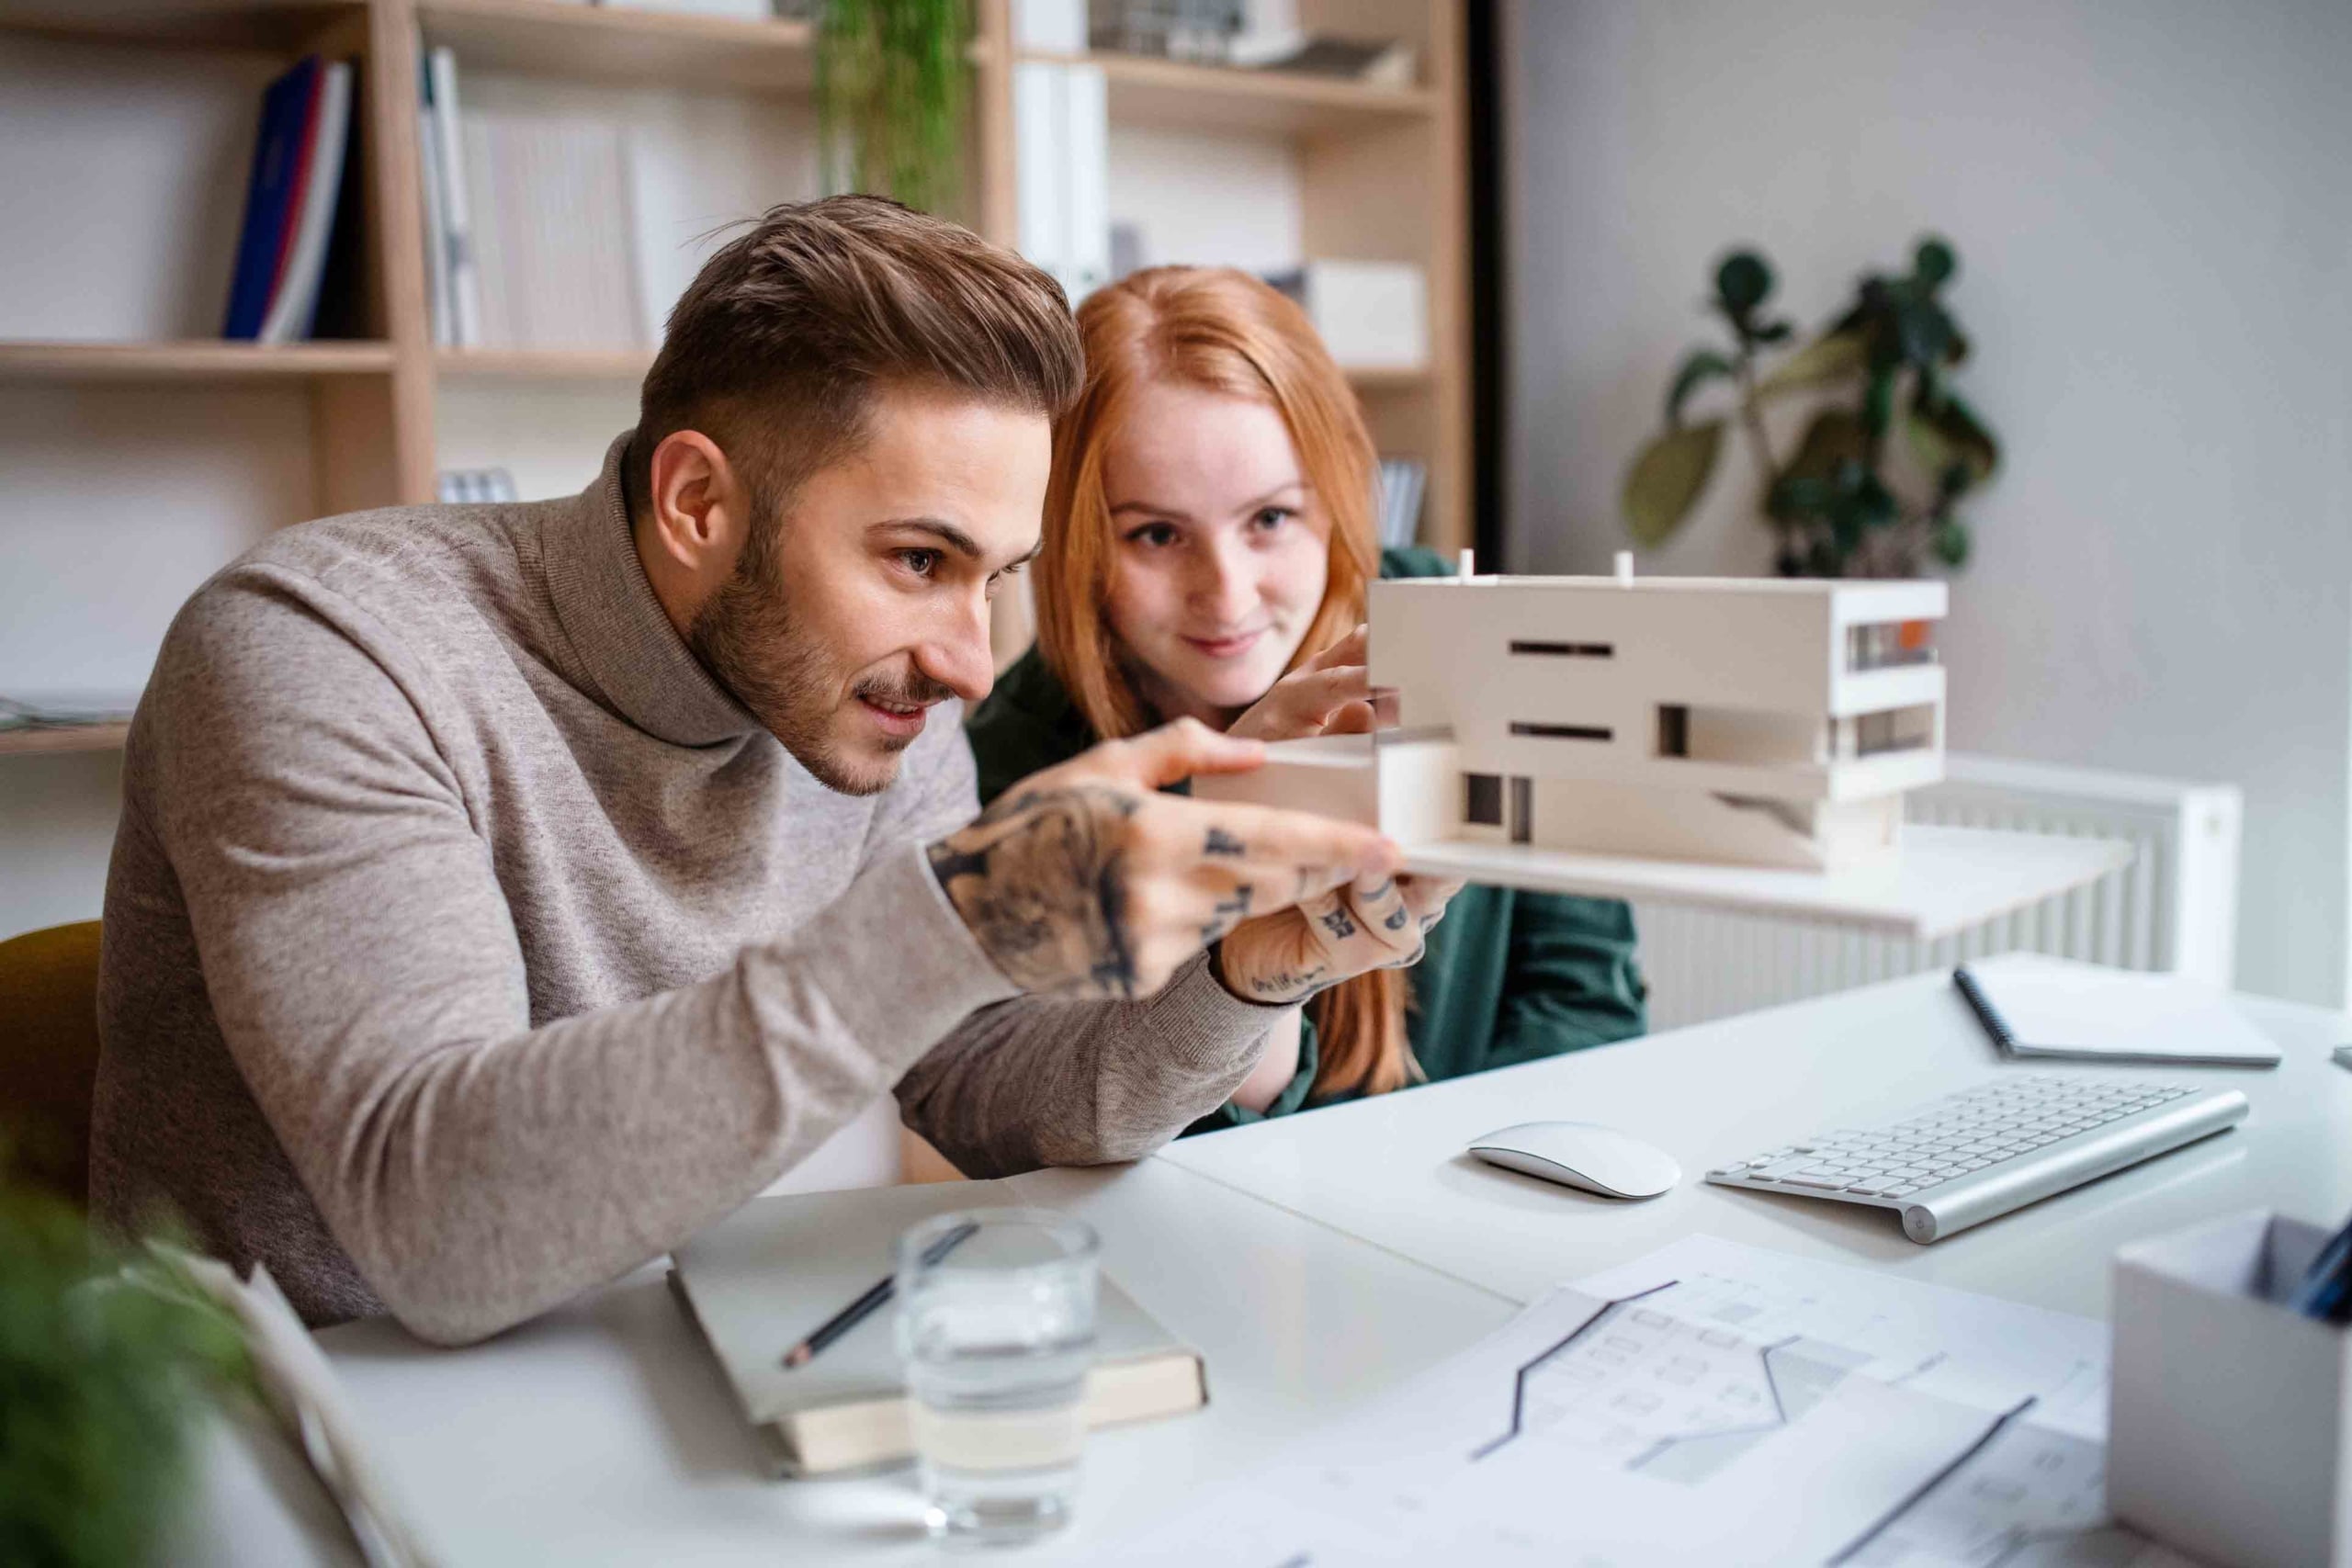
[90,197,1444,1344]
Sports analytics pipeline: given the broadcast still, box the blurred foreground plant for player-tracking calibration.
[1623,237,2000,577]
[0,1183,246,1568]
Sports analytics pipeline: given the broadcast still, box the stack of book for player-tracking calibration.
[222,56,358,342]
[417,48,648,352]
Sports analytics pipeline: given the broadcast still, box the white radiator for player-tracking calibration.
[1633,754,2244,1031]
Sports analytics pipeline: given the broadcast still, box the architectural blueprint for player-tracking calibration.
[1101,1236,2197,1568]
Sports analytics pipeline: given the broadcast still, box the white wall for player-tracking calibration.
[1504,0,2352,1005]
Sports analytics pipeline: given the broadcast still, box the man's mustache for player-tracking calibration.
[855,672,957,707]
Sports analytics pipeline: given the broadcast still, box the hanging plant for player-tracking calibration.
[814,0,972,215]
[1623,237,2000,578]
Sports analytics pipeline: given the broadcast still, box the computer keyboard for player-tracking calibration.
[1705,1074,2250,1243]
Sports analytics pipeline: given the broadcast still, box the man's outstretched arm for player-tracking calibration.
[142,566,1024,1346]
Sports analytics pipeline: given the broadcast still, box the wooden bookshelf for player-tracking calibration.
[1016,48,1435,136]
[435,346,652,380]
[6,0,1476,730]
[0,340,396,381]
[0,723,132,757]
[0,1,357,52]
[414,0,812,90]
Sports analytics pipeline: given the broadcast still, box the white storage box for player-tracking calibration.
[2110,1208,2352,1567]
[1293,260,1428,371]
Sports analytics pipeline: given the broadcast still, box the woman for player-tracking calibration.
[967,265,1645,1134]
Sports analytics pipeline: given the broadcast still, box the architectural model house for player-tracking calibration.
[1200,566,1949,875]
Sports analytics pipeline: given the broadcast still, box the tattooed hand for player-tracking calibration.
[928,718,1401,1000]
[1214,871,1465,1004]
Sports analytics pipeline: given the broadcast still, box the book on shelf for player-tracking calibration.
[1376,457,1426,550]
[424,48,484,348]
[222,56,359,343]
[436,468,519,503]
[419,49,647,354]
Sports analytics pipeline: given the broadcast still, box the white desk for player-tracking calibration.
[209,956,2349,1563]
[300,1159,1512,1566]
[1160,953,2352,1317]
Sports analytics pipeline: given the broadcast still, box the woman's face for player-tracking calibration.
[1100,380,1332,727]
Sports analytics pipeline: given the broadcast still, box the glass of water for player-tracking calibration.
[895,1208,1100,1546]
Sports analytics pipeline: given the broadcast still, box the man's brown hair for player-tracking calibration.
[625,195,1083,518]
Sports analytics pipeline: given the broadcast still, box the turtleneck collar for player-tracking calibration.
[540,433,761,748]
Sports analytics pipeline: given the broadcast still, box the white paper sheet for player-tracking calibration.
[1100,1236,2197,1567]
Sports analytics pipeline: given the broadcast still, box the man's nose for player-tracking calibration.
[913,592,998,705]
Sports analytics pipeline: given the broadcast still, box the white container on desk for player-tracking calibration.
[2109,1208,2352,1568]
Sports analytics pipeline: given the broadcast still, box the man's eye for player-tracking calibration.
[898,548,942,577]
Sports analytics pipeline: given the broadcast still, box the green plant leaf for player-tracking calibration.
[1781,408,1871,488]
[1665,350,1735,424]
[1862,365,1897,437]
[1622,419,1724,547]
[1757,331,1867,396]
[1714,252,1773,320]
[1933,519,1972,567]
[1915,236,1957,288]
[1906,389,1999,486]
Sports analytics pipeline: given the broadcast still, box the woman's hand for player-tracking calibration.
[1226,625,1384,743]
[1215,869,1465,1005]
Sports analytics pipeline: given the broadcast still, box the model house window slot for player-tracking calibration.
[1509,640,1614,659]
[1846,620,1938,672]
[1510,722,1613,741]
[1657,705,1690,758]
[1854,703,1939,757]
[1509,777,1533,844]
[1464,773,1504,826]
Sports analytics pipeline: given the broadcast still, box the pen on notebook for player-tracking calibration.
[1951,966,2018,1057]
[782,1219,978,1370]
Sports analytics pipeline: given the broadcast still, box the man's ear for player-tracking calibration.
[643,430,745,575]
[636,430,753,635]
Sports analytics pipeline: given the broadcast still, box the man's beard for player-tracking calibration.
[685,520,950,796]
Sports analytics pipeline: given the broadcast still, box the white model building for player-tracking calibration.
[1204,565,1949,874]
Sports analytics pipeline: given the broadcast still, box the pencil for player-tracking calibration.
[782,1219,978,1370]
[1951,966,2018,1056]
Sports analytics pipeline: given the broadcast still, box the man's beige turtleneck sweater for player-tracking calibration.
[89,436,1279,1343]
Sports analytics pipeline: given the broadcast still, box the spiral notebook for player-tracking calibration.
[670,1182,1207,1477]
[1955,964,2281,1067]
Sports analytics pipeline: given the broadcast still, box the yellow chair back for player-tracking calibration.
[0,920,104,1206]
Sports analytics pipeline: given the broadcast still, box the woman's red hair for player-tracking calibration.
[1035,265,1414,1100]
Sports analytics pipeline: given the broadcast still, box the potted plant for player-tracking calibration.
[814,0,972,215]
[1622,237,2000,578]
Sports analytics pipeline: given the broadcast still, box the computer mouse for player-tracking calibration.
[1465,1121,1681,1200]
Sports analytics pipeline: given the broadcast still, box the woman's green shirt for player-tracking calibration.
[964,547,1648,1134]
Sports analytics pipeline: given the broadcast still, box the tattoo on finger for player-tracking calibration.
[1204,827,1246,858]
